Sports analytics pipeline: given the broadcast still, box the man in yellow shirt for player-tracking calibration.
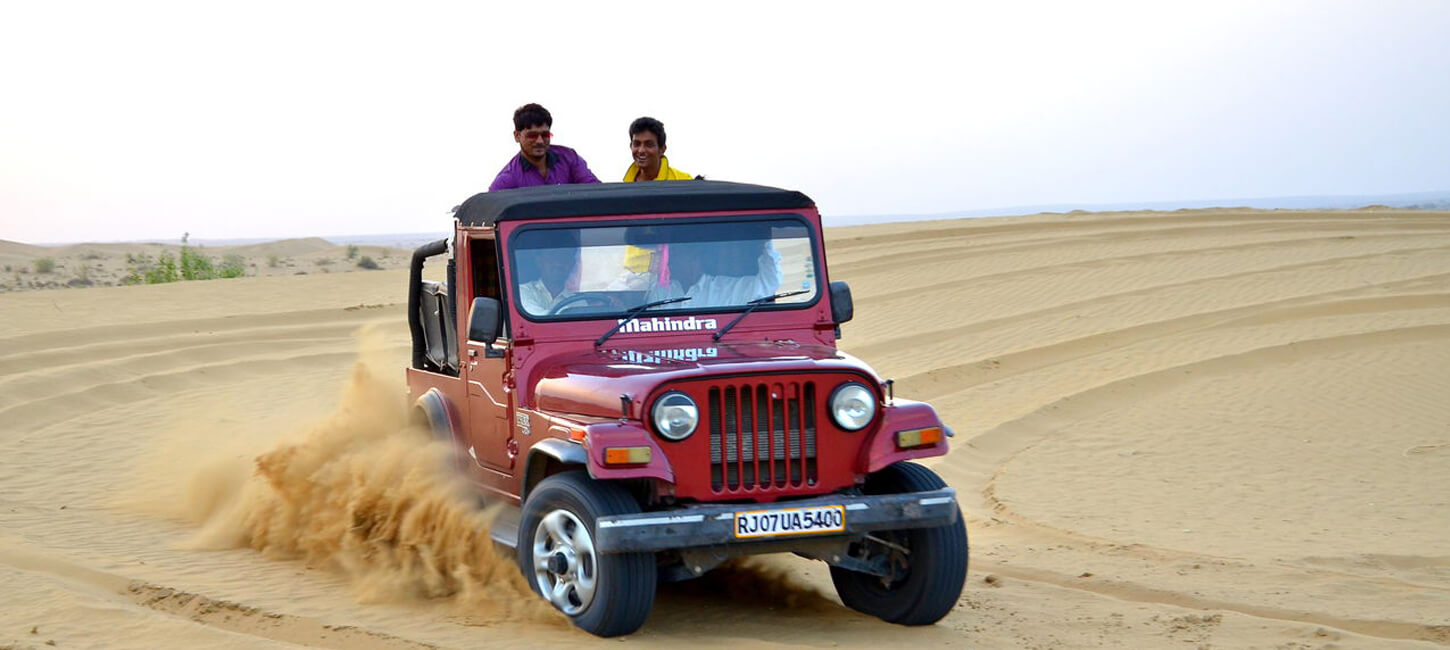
[618,117,691,284]
[623,117,692,182]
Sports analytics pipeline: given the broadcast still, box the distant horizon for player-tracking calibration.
[4,4,1447,245]
[827,188,1450,227]
[9,187,1448,248]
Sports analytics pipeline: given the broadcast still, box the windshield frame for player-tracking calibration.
[505,213,823,324]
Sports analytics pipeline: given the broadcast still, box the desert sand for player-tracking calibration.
[2,208,1448,649]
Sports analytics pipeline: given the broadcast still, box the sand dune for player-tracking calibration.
[219,237,341,257]
[2,208,1448,648]
[0,240,49,257]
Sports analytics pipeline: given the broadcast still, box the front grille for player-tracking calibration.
[707,381,817,493]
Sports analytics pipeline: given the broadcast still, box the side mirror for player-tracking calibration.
[468,297,502,344]
[829,281,853,324]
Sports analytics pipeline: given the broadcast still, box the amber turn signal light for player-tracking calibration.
[603,446,652,465]
[895,427,944,449]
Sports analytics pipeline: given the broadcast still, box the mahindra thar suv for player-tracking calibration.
[406,180,966,636]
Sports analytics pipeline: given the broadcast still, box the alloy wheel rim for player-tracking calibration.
[531,509,597,615]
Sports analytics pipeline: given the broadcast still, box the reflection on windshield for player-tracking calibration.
[511,218,817,319]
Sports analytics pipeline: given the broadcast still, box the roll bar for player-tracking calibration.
[408,238,450,369]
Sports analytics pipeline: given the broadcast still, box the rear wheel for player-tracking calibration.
[518,471,656,637]
[830,462,968,625]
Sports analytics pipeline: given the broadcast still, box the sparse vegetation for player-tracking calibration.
[179,233,217,280]
[145,252,180,284]
[122,233,247,284]
[218,254,246,278]
[123,251,174,284]
[12,234,409,293]
[123,253,148,284]
[179,247,214,280]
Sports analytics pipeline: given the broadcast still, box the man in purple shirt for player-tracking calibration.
[488,103,601,191]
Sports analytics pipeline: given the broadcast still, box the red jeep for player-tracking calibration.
[406,181,966,636]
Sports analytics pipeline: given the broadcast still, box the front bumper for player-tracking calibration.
[594,487,959,553]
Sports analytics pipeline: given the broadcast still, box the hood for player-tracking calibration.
[531,340,871,418]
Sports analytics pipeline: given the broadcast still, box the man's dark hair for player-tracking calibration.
[629,116,666,148]
[513,103,552,131]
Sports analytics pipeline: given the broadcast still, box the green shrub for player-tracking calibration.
[218,254,246,278]
[346,244,360,260]
[145,252,180,284]
[180,245,216,280]
[121,235,247,284]
[34,258,56,274]
[356,256,379,270]
[123,253,150,285]
[267,254,280,268]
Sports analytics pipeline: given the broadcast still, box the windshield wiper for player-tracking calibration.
[595,297,693,347]
[712,290,811,342]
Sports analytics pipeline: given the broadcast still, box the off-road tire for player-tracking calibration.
[518,471,657,637]
[830,462,968,625]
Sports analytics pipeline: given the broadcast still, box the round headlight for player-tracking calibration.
[652,392,698,441]
[830,382,877,431]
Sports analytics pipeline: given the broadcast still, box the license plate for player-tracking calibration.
[734,505,846,538]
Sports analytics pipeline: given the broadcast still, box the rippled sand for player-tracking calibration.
[3,208,1448,648]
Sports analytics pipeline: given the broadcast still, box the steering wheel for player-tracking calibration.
[547,292,622,315]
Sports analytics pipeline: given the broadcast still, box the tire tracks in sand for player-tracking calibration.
[843,212,1450,646]
[0,545,436,650]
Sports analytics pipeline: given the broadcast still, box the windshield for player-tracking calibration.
[510,217,818,320]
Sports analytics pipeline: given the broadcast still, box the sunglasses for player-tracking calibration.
[520,130,553,141]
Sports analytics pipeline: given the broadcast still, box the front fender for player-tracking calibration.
[521,438,588,503]
[582,421,675,484]
[859,399,950,473]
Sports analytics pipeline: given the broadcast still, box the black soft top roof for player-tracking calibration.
[454,180,815,227]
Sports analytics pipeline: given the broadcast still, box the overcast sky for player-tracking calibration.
[2,1,1447,243]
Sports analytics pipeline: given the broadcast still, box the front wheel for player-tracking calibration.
[518,471,657,637]
[830,462,968,625]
